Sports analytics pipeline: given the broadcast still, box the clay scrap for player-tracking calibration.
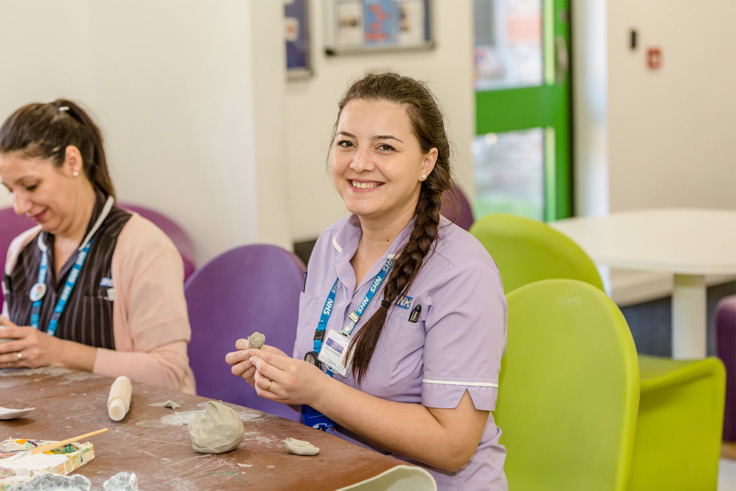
[185,401,244,454]
[282,437,319,456]
[162,400,181,409]
[247,332,266,349]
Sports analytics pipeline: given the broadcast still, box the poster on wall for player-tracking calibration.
[324,0,433,55]
[285,0,312,79]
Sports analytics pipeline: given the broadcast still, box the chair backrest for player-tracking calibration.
[1,203,196,309]
[0,207,36,310]
[498,279,639,490]
[440,181,475,231]
[470,213,604,294]
[184,244,306,421]
[118,203,196,281]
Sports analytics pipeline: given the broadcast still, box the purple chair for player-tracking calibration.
[441,181,475,231]
[716,294,736,441]
[0,208,36,310]
[184,244,306,421]
[119,203,196,282]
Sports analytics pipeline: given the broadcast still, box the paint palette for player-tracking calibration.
[0,439,95,489]
[0,407,35,420]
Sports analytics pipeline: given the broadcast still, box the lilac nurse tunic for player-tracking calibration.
[294,215,508,490]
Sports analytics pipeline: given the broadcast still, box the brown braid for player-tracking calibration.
[334,73,453,383]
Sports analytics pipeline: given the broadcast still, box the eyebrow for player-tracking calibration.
[9,176,36,186]
[337,131,404,144]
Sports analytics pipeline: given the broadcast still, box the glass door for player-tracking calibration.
[473,0,571,221]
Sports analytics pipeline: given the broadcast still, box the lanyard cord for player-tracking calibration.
[312,257,395,371]
[31,196,115,336]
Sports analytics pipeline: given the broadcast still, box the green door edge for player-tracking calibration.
[474,0,572,222]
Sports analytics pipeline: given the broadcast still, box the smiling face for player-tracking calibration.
[331,98,437,229]
[0,148,88,237]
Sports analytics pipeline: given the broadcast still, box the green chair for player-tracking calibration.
[472,213,726,490]
[499,279,639,490]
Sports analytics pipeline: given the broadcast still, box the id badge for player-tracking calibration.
[318,328,353,377]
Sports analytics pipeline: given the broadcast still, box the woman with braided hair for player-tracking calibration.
[226,72,507,489]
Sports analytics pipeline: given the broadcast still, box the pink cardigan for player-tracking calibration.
[3,213,196,394]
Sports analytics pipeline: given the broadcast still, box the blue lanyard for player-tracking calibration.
[31,239,92,336]
[312,257,394,355]
[29,195,115,337]
[302,257,394,430]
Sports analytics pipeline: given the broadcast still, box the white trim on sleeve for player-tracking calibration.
[423,379,499,388]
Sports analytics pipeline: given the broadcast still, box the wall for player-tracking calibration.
[4,0,733,266]
[0,0,290,265]
[1,0,473,262]
[606,0,736,212]
[285,0,475,241]
[573,0,736,302]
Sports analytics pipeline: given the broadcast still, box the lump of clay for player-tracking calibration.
[162,400,181,409]
[282,437,320,456]
[9,473,92,490]
[186,401,244,454]
[247,332,266,349]
[103,472,139,491]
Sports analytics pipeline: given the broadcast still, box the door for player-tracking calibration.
[473,0,571,221]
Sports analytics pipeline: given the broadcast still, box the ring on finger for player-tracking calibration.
[266,379,273,391]
[17,352,23,361]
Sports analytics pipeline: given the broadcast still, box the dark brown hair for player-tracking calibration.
[0,99,115,197]
[335,73,452,382]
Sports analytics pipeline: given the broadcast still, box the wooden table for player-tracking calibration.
[552,208,736,359]
[0,367,435,490]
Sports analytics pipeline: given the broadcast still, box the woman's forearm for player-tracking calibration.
[55,338,97,372]
[313,378,488,472]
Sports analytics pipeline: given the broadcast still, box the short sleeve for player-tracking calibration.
[421,260,506,411]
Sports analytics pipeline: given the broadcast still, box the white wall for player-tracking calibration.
[285,0,475,240]
[1,0,473,262]
[606,0,736,211]
[573,0,736,302]
[4,0,733,267]
[0,0,290,265]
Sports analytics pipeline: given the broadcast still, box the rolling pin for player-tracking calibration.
[107,375,132,421]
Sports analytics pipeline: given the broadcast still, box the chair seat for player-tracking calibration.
[629,354,725,491]
[638,354,724,392]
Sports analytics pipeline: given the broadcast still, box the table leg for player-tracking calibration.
[672,274,707,359]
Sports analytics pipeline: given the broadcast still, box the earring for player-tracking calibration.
[421,175,427,181]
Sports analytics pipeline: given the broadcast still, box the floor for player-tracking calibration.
[720,443,736,490]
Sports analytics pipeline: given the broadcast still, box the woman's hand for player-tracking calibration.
[247,350,327,407]
[225,341,326,406]
[0,316,64,368]
[225,341,288,387]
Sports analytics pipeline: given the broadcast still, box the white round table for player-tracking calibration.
[552,208,736,359]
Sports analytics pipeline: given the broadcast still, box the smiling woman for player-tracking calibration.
[331,98,437,249]
[0,100,195,393]
[226,73,508,490]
